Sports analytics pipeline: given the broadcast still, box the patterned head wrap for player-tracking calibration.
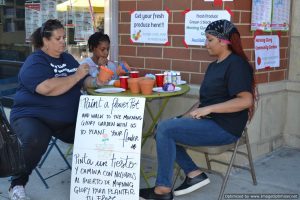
[205,19,239,42]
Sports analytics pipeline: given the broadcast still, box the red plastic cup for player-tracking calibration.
[130,71,139,78]
[155,74,164,87]
[119,76,129,90]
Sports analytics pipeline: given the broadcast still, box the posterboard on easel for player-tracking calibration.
[70,95,146,200]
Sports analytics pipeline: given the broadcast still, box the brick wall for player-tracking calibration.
[118,0,289,84]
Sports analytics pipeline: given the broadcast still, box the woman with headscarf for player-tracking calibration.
[139,19,257,200]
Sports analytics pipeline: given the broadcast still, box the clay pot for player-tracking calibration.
[128,78,141,94]
[139,78,155,95]
[98,66,114,82]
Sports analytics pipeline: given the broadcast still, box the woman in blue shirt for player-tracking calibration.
[8,19,100,200]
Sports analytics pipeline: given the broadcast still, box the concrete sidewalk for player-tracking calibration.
[1,146,299,200]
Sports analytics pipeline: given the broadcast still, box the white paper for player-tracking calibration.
[254,35,280,69]
[70,96,145,200]
[184,10,231,46]
[130,11,169,44]
[25,2,41,42]
[271,0,291,31]
[251,0,272,31]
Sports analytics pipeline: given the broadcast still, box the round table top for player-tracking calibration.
[86,84,190,100]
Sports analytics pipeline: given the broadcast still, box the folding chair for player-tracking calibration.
[34,137,72,189]
[173,128,257,200]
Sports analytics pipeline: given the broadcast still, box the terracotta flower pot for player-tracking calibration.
[128,78,141,94]
[139,78,155,95]
[98,66,114,82]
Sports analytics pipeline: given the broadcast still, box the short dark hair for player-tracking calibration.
[31,19,64,49]
[88,32,110,52]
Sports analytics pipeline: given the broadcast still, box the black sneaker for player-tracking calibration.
[139,187,174,200]
[174,172,210,196]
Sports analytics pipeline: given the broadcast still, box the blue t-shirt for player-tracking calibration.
[200,53,253,137]
[10,50,84,123]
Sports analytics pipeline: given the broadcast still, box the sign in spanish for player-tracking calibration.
[70,95,146,200]
[254,35,280,70]
[130,11,168,44]
[184,10,230,46]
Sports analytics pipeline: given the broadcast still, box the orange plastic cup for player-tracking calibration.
[98,66,114,82]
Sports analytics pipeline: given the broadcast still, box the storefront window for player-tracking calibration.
[0,0,117,62]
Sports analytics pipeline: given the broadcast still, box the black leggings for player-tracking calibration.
[10,117,76,187]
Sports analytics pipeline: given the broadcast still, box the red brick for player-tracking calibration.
[244,50,252,61]
[233,0,252,11]
[137,0,163,10]
[269,70,285,82]
[192,0,217,10]
[190,73,204,84]
[119,1,136,11]
[119,23,130,34]
[172,60,200,72]
[237,24,252,37]
[280,48,287,59]
[165,0,191,10]
[120,12,131,23]
[119,56,145,68]
[145,58,171,70]
[200,62,210,73]
[280,37,289,47]
[191,49,215,62]
[173,12,185,23]
[255,73,268,84]
[172,36,185,47]
[119,46,136,56]
[279,59,288,69]
[232,11,241,24]
[137,47,163,58]
[120,35,134,45]
[240,11,251,24]
[164,48,190,60]
[181,72,190,83]
[241,37,254,49]
[168,24,185,35]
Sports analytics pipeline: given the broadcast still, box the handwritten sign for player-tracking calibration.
[184,10,230,46]
[130,11,168,44]
[254,35,280,69]
[70,95,146,200]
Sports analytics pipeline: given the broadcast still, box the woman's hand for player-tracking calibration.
[189,107,211,119]
[98,57,108,66]
[74,63,90,81]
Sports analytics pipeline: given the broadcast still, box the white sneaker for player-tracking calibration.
[8,185,30,200]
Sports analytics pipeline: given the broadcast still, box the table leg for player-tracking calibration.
[141,97,170,187]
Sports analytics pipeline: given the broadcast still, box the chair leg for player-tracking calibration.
[245,131,257,185]
[218,139,240,200]
[205,153,211,170]
[38,137,57,168]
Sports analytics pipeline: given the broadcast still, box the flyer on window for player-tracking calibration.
[251,0,272,31]
[271,0,291,31]
[254,35,280,70]
[25,1,41,42]
[130,11,169,44]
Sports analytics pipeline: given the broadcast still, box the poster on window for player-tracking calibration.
[254,35,280,70]
[271,0,291,31]
[40,0,57,24]
[184,10,230,46]
[251,0,272,31]
[25,1,41,42]
[73,8,94,41]
[130,11,168,44]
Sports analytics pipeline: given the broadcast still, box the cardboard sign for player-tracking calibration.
[70,95,146,200]
[184,10,230,46]
[254,35,280,69]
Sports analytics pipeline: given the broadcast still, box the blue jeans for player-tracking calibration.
[154,117,238,188]
[10,117,76,187]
